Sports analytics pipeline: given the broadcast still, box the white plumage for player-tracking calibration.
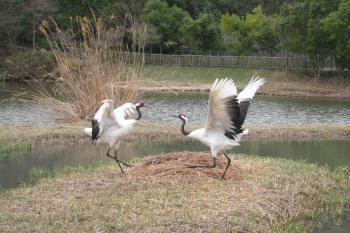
[84,100,144,173]
[176,77,265,179]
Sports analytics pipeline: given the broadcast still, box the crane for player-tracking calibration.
[175,77,265,179]
[84,100,145,174]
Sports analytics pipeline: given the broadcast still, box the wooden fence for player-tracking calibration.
[145,54,341,71]
[120,52,340,72]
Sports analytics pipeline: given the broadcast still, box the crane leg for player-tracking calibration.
[106,147,125,174]
[114,149,133,167]
[222,152,231,179]
[186,157,216,168]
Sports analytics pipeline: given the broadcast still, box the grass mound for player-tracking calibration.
[131,152,244,180]
[0,152,349,232]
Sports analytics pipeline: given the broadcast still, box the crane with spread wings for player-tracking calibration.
[84,100,145,174]
[175,77,265,179]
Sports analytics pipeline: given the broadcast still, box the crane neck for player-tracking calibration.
[136,106,142,120]
[181,118,190,136]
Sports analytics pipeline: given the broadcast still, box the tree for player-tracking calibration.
[322,0,350,69]
[55,0,123,28]
[278,0,341,70]
[142,0,191,51]
[165,0,291,18]
[244,6,278,54]
[182,13,221,50]
[0,0,46,51]
[57,0,122,18]
[220,6,278,55]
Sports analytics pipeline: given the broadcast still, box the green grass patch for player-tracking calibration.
[142,65,272,86]
[22,160,110,187]
[0,141,32,159]
[0,152,349,232]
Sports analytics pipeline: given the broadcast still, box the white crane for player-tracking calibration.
[175,77,265,179]
[84,100,145,174]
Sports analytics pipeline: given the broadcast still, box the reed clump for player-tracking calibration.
[33,14,146,122]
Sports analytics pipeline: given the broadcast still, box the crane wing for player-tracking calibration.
[91,100,115,141]
[237,77,265,126]
[205,78,240,136]
[113,103,137,125]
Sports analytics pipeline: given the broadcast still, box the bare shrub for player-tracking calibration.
[33,13,146,122]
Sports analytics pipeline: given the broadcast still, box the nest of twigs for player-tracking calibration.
[130,152,243,180]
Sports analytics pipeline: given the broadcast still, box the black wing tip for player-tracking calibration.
[225,96,242,134]
[91,119,100,143]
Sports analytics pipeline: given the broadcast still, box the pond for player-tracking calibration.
[1,82,350,125]
[143,91,350,125]
[1,139,349,191]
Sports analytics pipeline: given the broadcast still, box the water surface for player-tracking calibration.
[1,139,349,191]
[143,92,350,125]
[1,83,350,125]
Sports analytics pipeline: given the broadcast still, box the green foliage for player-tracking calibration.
[164,0,288,17]
[55,0,122,28]
[142,0,191,49]
[220,6,278,55]
[321,0,350,68]
[220,13,244,36]
[278,0,349,69]
[181,13,221,50]
[0,0,45,50]
[58,0,122,17]
[0,141,32,158]
[1,0,349,70]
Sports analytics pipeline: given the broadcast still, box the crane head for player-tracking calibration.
[135,102,145,108]
[178,113,188,122]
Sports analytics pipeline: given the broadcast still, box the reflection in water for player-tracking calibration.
[1,139,349,191]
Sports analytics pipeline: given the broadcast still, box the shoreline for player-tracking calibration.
[138,85,350,100]
[1,122,349,145]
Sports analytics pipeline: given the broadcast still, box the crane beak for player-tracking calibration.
[171,114,178,118]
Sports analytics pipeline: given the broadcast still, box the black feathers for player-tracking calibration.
[239,100,250,126]
[91,119,100,142]
[224,96,242,139]
[224,97,252,139]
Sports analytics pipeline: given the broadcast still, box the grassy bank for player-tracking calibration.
[140,65,350,99]
[0,123,349,145]
[0,152,349,232]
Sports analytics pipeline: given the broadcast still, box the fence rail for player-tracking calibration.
[144,53,336,71]
[117,52,342,72]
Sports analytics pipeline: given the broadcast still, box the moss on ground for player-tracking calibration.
[0,152,349,232]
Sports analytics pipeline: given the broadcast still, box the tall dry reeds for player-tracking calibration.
[34,13,146,122]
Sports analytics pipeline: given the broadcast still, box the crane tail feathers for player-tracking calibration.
[91,119,100,142]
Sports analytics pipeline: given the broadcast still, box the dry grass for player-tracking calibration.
[132,152,244,180]
[26,14,146,122]
[0,152,349,232]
